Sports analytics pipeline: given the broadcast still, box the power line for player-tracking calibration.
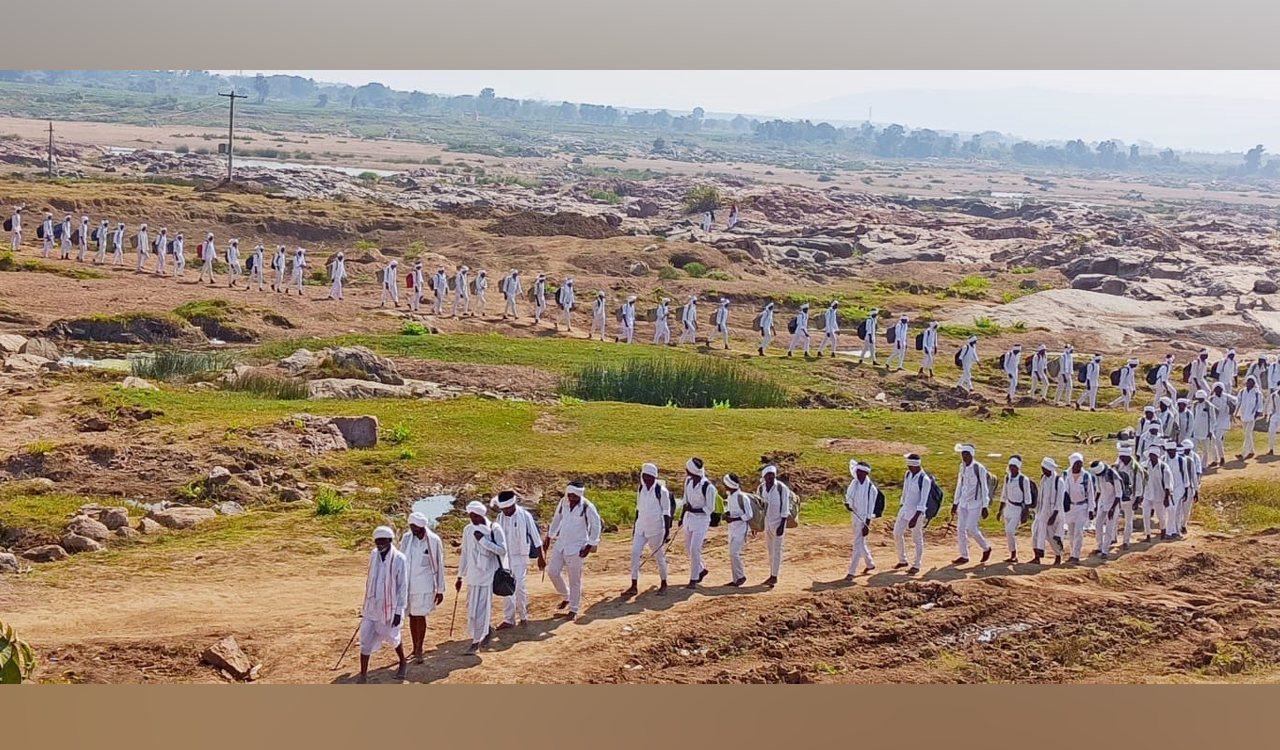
[218,89,249,183]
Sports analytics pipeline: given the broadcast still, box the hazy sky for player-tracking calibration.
[213,71,1280,151]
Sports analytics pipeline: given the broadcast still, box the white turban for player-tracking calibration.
[686,458,705,476]
[496,493,518,509]
[1068,452,1084,466]
[1117,444,1133,457]
[1088,461,1106,476]
[761,465,777,477]
[465,500,488,518]
[408,512,428,528]
[955,443,975,455]
[565,482,584,497]
[641,462,658,478]
[723,474,740,490]
[904,454,922,467]
[1007,456,1022,468]
[1041,457,1058,471]
[373,526,395,541]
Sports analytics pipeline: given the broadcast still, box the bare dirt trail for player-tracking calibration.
[7,456,1277,684]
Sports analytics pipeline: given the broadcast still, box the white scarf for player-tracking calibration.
[365,546,396,624]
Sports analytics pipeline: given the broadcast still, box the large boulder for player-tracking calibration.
[0,333,27,354]
[1064,256,1120,279]
[148,506,217,530]
[278,348,317,374]
[0,552,19,573]
[1070,274,1107,291]
[626,260,650,277]
[306,378,453,400]
[1254,279,1279,294]
[321,346,403,385]
[23,544,69,563]
[19,338,60,361]
[137,517,165,535]
[625,199,660,218]
[60,533,105,554]
[206,466,233,487]
[65,515,112,542]
[100,507,131,531]
[202,636,253,680]
[3,353,50,374]
[216,501,246,516]
[330,416,379,448]
[116,525,141,540]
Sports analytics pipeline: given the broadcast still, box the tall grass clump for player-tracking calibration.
[130,350,235,381]
[314,486,349,516]
[559,358,791,408]
[222,372,309,400]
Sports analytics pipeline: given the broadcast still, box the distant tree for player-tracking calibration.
[557,101,579,122]
[253,74,269,105]
[1245,144,1266,173]
[315,93,328,108]
[651,110,672,129]
[1096,139,1120,168]
[480,87,495,100]
[652,137,667,153]
[1129,144,1140,162]
[692,107,705,120]
[875,124,905,157]
[1264,158,1280,178]
[1159,148,1179,167]
[729,114,750,133]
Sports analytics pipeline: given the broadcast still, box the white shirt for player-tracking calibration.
[456,270,470,295]
[398,529,445,598]
[457,521,506,586]
[1238,386,1264,420]
[759,307,774,331]
[860,314,875,341]
[899,470,932,517]
[1038,474,1064,516]
[362,547,408,622]
[845,477,878,523]
[823,307,839,335]
[959,343,978,366]
[636,480,672,537]
[953,460,990,509]
[794,309,809,331]
[758,479,793,527]
[1032,352,1049,377]
[1119,365,1136,392]
[1063,470,1093,516]
[892,320,908,347]
[714,303,729,330]
[548,496,603,552]
[681,300,697,327]
[922,326,938,354]
[723,489,753,524]
[497,506,542,565]
[1001,471,1032,508]
[1143,459,1173,503]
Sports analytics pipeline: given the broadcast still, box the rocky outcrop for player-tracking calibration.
[148,507,217,530]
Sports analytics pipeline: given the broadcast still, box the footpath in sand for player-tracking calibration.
[7,463,1280,683]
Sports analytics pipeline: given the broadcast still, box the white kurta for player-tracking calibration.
[457,521,507,643]
[399,529,445,617]
[547,497,603,614]
[360,546,408,655]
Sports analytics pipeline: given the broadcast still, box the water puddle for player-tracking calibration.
[411,495,456,529]
[936,621,1034,646]
[58,355,135,372]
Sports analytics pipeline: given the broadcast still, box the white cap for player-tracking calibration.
[1041,457,1058,471]
[408,512,428,528]
[465,500,488,517]
[641,462,658,478]
[1068,452,1084,465]
[373,526,395,541]
[1007,456,1023,468]
[761,464,778,477]
[686,457,705,476]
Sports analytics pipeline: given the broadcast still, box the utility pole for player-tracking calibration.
[47,121,54,177]
[218,89,248,183]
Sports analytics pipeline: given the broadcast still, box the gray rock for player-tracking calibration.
[812,251,830,263]
[626,260,650,277]
[1097,277,1128,296]
[277,487,308,504]
[202,636,253,680]
[149,506,217,530]
[1254,279,1279,294]
[625,199,660,218]
[23,477,55,493]
[321,346,403,385]
[1070,274,1107,291]
[243,470,264,487]
[19,338,60,360]
[3,353,49,374]
[101,507,130,531]
[216,501,246,516]
[65,515,111,542]
[307,378,454,400]
[0,333,27,354]
[207,466,233,486]
[278,348,316,374]
[121,376,159,391]
[137,517,165,535]
[0,552,19,573]
[23,544,69,563]
[116,525,141,540]
[60,533,105,554]
[331,416,379,448]
[1019,279,1040,290]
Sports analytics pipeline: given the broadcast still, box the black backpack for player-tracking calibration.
[489,527,516,597]
[53,223,64,240]
[1077,363,1089,382]
[1145,366,1160,385]
[886,326,897,344]
[914,331,925,351]
[787,317,798,334]
[526,515,542,560]
[1211,361,1222,379]
[856,319,868,339]
[36,223,45,239]
[921,472,945,522]
[1110,369,1122,386]
[2,218,11,232]
[954,349,964,368]
[873,488,886,518]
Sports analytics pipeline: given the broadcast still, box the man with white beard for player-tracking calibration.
[786,303,811,357]
[1031,457,1065,565]
[1267,385,1280,455]
[996,455,1034,563]
[623,463,672,597]
[894,454,932,574]
[409,261,425,312]
[756,301,776,356]
[198,233,216,284]
[1208,382,1235,466]
[40,211,53,258]
[1113,443,1143,550]
[1002,344,1023,404]
[1053,344,1075,406]
[950,444,993,565]
[677,294,698,344]
[856,307,878,364]
[473,270,489,315]
[1076,354,1102,411]
[502,269,523,320]
[1029,344,1051,400]
[1141,446,1174,543]
[1236,375,1265,461]
[532,273,548,324]
[58,213,72,259]
[721,473,752,586]
[1108,358,1140,411]
[544,482,601,621]
[712,297,730,350]
[76,216,90,263]
[248,244,265,291]
[494,490,544,629]
[887,313,910,371]
[398,512,445,665]
[1220,349,1240,392]
[652,297,672,345]
[380,260,401,307]
[843,460,880,579]
[453,266,471,317]
[957,335,978,392]
[133,223,149,271]
[758,464,793,586]
[1090,459,1123,558]
[111,222,126,266]
[617,295,637,344]
[431,265,448,315]
[816,300,840,358]
[225,239,242,288]
[557,278,576,331]
[1061,453,1093,564]
[679,457,717,588]
[356,526,408,683]
[590,290,609,341]
[1189,349,1211,395]
[271,245,286,292]
[919,321,939,377]
[327,251,347,300]
[454,501,507,655]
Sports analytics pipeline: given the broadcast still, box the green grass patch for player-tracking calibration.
[559,358,792,409]
[1010,266,1038,275]
[705,269,734,281]
[399,321,428,336]
[222,372,309,400]
[1199,479,1280,531]
[0,250,107,279]
[943,275,991,300]
[315,486,350,516]
[683,261,709,279]
[0,492,85,537]
[130,350,235,381]
[683,186,721,214]
[385,422,412,445]
[587,189,623,204]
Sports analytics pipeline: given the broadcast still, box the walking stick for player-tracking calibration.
[447,590,461,638]
[332,621,360,671]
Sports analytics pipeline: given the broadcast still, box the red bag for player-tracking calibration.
[405,272,414,289]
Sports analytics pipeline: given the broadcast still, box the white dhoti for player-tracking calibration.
[893,514,925,568]
[765,527,785,577]
[630,529,668,580]
[848,525,875,575]
[758,329,773,352]
[816,330,838,356]
[1064,512,1088,558]
[406,592,438,617]
[466,583,493,644]
[329,277,343,299]
[502,559,530,625]
[922,349,936,371]
[727,521,749,581]
[786,329,810,356]
[1031,513,1063,555]
[359,616,402,656]
[887,343,907,369]
[548,544,586,614]
[956,506,990,559]
[1242,420,1257,456]
[682,517,710,581]
[1003,507,1023,555]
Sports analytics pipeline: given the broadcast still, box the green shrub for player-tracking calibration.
[0,619,37,684]
[945,275,991,300]
[314,486,349,516]
[357,171,380,181]
[385,422,412,445]
[587,189,623,204]
[683,262,709,278]
[1010,266,1037,275]
[398,448,416,460]
[559,358,791,408]
[22,441,56,456]
[400,321,428,336]
[174,145,189,154]
[658,266,682,280]
[130,350,235,381]
[682,186,722,214]
[355,239,378,251]
[705,269,734,281]
[222,373,308,400]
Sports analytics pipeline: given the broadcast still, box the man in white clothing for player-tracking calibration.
[1032,457,1066,565]
[58,214,72,259]
[172,232,186,277]
[1179,439,1202,537]
[843,460,880,579]
[624,463,672,597]
[1002,344,1023,404]
[786,303,811,358]
[919,321,939,377]
[557,278,576,331]
[590,290,609,341]
[327,251,346,300]
[856,307,878,364]
[431,265,448,315]
[951,444,993,564]
[452,266,471,317]
[495,490,545,629]
[1108,358,1139,410]
[502,269,523,320]
[815,300,841,358]
[1208,382,1235,466]
[9,206,21,250]
[1221,349,1240,392]
[721,473,752,586]
[473,270,489,315]
[1162,440,1191,540]
[111,222,126,266]
[198,233,216,284]
[1155,354,1178,402]
[545,482,602,620]
[894,454,931,574]
[1053,344,1075,405]
[957,335,978,391]
[677,294,698,344]
[454,501,507,655]
[409,261,425,312]
[712,297,730,350]
[1076,354,1102,411]
[1141,446,1174,542]
[532,273,548,324]
[133,223,149,271]
[1189,349,1210,394]
[40,212,54,258]
[94,220,109,264]
[153,228,168,275]
[1090,460,1123,558]
[247,244,265,291]
[1267,386,1280,455]
[399,512,445,665]
[756,301,776,356]
[1237,375,1264,460]
[291,248,308,295]
[380,260,401,307]
[77,215,90,262]
[617,295,637,344]
[1029,344,1050,399]
[357,526,408,683]
[997,455,1033,563]
[679,457,717,588]
[651,297,672,345]
[225,239,242,288]
[1061,453,1094,563]
[757,465,793,586]
[1113,443,1143,551]
[885,314,910,371]
[270,245,286,291]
